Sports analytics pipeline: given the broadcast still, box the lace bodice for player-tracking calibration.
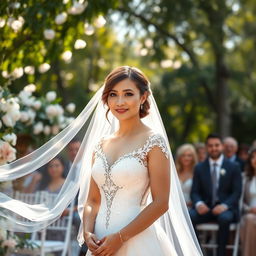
[91,133,169,230]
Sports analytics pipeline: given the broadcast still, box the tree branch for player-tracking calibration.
[117,6,217,112]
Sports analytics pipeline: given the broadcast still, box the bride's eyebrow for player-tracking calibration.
[110,89,134,92]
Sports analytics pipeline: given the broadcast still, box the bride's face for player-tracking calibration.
[107,78,146,121]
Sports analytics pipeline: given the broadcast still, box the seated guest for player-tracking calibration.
[223,136,245,171]
[189,133,242,256]
[237,143,250,162]
[38,156,67,256]
[176,144,198,208]
[38,156,66,193]
[194,142,207,163]
[240,148,256,256]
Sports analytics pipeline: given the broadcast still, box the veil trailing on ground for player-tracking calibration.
[0,84,202,255]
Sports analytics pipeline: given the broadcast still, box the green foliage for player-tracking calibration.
[114,0,256,143]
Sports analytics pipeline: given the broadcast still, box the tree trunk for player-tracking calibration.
[215,54,230,138]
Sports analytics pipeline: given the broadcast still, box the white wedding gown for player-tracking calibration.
[86,133,177,256]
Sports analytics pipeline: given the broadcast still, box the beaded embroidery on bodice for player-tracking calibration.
[93,133,169,229]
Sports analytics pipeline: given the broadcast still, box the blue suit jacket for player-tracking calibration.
[190,157,242,218]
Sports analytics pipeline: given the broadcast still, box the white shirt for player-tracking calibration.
[209,154,224,189]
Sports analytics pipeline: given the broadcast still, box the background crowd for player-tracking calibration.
[176,134,256,256]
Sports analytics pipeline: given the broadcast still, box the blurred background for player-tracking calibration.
[1,1,256,255]
[1,0,256,148]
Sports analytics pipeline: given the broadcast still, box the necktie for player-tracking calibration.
[211,163,218,206]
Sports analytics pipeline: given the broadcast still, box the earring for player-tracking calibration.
[140,104,143,110]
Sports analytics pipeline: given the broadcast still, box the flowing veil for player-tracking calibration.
[0,83,202,255]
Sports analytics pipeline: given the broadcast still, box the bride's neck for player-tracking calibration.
[117,116,144,137]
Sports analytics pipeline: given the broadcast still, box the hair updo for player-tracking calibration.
[102,66,151,119]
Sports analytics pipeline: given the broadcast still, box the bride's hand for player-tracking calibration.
[84,232,101,253]
[92,233,123,256]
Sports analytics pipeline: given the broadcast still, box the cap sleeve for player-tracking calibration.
[144,134,169,159]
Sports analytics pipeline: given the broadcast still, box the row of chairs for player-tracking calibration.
[6,191,75,256]
[196,178,245,256]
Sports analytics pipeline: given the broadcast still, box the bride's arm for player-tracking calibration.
[94,146,170,255]
[83,155,102,251]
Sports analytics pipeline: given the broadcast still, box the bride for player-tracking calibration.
[84,66,175,255]
[0,66,202,256]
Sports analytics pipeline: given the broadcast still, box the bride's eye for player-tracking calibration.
[109,92,117,97]
[125,92,134,96]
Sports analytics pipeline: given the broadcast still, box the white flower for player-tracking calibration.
[0,228,7,240]
[84,23,94,35]
[0,18,6,28]
[11,16,24,32]
[19,90,35,106]
[19,90,32,100]
[7,17,15,27]
[220,168,226,176]
[61,50,72,63]
[46,105,57,118]
[33,122,43,135]
[1,98,20,117]
[45,104,63,118]
[39,63,51,73]
[24,83,36,93]
[33,100,42,110]
[24,65,35,75]
[74,39,86,49]
[94,15,106,28]
[11,67,24,79]
[44,29,55,40]
[43,125,51,135]
[58,116,67,128]
[68,1,87,15]
[0,140,16,164]
[46,91,57,102]
[12,2,21,9]
[66,103,76,113]
[56,104,64,115]
[26,109,36,124]
[2,70,9,78]
[3,133,17,146]
[2,238,17,248]
[55,12,67,25]
[51,125,60,135]
[20,111,30,122]
[2,114,17,127]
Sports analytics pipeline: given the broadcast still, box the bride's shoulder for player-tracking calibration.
[143,131,169,158]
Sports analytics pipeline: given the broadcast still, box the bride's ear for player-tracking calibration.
[140,91,149,104]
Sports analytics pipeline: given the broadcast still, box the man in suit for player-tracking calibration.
[189,133,242,256]
[223,136,245,171]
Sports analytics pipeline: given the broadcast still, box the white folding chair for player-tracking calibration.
[196,181,245,256]
[11,191,74,256]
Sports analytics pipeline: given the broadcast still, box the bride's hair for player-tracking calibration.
[102,66,151,118]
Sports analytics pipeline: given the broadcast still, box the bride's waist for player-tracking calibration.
[98,204,143,216]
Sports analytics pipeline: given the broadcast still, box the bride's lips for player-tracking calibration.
[115,108,128,114]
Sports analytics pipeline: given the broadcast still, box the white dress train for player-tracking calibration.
[86,134,177,256]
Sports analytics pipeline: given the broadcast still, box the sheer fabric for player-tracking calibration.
[0,85,202,255]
